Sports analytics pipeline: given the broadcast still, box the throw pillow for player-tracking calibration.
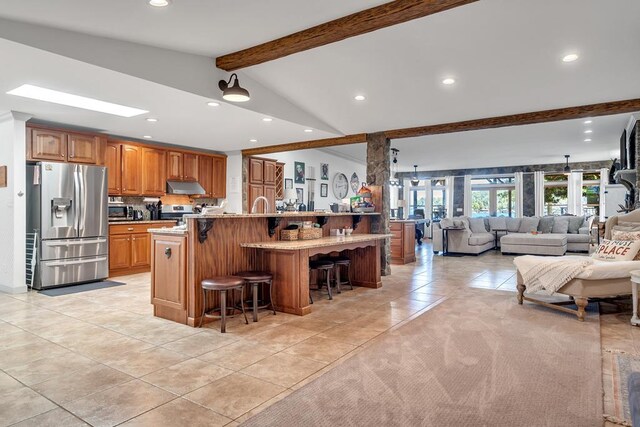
[592,239,640,261]
[468,218,487,234]
[538,216,555,234]
[505,217,521,232]
[518,217,540,233]
[612,229,640,260]
[488,217,507,231]
[551,217,569,234]
[567,216,585,234]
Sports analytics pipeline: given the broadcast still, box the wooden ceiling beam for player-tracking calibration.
[241,133,368,156]
[385,98,640,139]
[216,0,478,71]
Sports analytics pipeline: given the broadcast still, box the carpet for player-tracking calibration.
[241,290,603,426]
[39,280,125,296]
[607,350,640,426]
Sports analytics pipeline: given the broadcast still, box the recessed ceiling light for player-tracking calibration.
[354,95,366,101]
[562,53,579,62]
[149,0,170,7]
[304,129,313,133]
[207,101,220,107]
[146,118,158,122]
[442,78,455,85]
[584,129,593,134]
[6,84,148,117]
[143,135,153,139]
[583,120,592,124]
[249,139,258,143]
[262,117,273,122]
[584,138,592,142]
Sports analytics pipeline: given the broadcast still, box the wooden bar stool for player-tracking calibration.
[199,276,248,333]
[332,256,353,292]
[235,271,275,322]
[309,260,335,301]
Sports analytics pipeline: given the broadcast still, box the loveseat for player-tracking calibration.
[432,215,593,255]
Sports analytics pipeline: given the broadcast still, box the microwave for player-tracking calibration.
[108,205,133,221]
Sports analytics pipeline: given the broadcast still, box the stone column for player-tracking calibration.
[366,132,391,276]
[453,176,464,216]
[522,173,536,217]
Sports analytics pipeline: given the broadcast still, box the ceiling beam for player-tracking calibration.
[385,98,640,139]
[241,134,367,156]
[216,0,478,71]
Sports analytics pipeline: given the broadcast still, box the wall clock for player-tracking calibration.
[332,173,349,199]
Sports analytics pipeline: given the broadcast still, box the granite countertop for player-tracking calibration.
[184,212,380,219]
[240,234,392,250]
[147,227,188,235]
[391,219,421,223]
[109,220,177,225]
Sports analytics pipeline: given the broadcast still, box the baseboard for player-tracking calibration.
[0,283,28,294]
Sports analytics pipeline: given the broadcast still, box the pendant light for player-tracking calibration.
[410,165,420,186]
[218,73,250,102]
[389,148,402,187]
[563,154,571,175]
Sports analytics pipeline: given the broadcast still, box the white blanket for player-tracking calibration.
[513,256,594,295]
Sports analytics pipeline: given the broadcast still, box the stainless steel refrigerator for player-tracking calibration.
[27,162,109,289]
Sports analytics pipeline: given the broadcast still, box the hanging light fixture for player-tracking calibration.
[563,154,571,175]
[410,165,420,186]
[218,73,250,102]
[389,148,402,187]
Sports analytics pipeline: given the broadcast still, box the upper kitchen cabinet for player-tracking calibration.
[105,142,122,195]
[183,153,198,182]
[121,144,142,195]
[197,155,213,197]
[28,128,67,161]
[247,156,276,213]
[141,147,167,196]
[249,157,264,184]
[263,160,276,185]
[212,155,227,198]
[67,133,98,164]
[167,151,183,180]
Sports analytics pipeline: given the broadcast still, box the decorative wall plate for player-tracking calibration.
[350,172,359,194]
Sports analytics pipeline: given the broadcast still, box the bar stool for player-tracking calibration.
[235,271,275,322]
[199,276,248,333]
[332,256,353,292]
[309,260,335,301]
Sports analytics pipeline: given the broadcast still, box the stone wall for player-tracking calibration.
[522,173,536,217]
[453,176,465,216]
[366,132,391,276]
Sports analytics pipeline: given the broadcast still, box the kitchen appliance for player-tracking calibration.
[108,205,133,221]
[166,180,205,195]
[132,210,144,221]
[27,162,108,290]
[160,204,194,224]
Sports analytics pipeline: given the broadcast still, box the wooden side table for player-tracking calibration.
[631,270,640,326]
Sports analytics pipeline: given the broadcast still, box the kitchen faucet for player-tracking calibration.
[251,196,270,213]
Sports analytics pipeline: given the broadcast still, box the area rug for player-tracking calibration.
[39,280,125,296]
[605,350,640,426]
[241,290,603,426]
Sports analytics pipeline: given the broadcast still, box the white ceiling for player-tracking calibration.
[325,113,632,172]
[0,0,638,165]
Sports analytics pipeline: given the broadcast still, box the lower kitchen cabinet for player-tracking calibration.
[151,233,187,323]
[390,221,416,265]
[108,222,175,277]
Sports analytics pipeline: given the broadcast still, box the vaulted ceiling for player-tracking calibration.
[0,0,638,167]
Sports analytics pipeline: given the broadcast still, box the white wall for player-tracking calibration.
[225,151,243,213]
[270,148,367,211]
[0,112,30,294]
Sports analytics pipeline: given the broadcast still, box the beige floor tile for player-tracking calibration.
[197,340,280,371]
[63,379,174,427]
[32,364,133,404]
[10,407,89,427]
[141,358,233,395]
[5,352,96,386]
[317,323,383,346]
[241,352,326,388]
[161,330,238,357]
[105,346,189,377]
[250,324,319,349]
[0,370,24,393]
[184,372,285,419]
[233,389,293,424]
[282,335,358,364]
[0,387,57,427]
[0,341,70,370]
[120,397,232,427]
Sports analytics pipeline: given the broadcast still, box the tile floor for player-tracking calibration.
[0,244,631,426]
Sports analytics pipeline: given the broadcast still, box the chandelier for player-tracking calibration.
[389,148,402,187]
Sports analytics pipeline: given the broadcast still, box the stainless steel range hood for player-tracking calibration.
[166,180,205,195]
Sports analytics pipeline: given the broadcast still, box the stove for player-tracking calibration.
[160,204,194,223]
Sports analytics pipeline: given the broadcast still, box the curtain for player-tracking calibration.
[514,171,524,217]
[445,176,455,218]
[534,171,545,216]
[463,175,472,217]
[567,171,583,215]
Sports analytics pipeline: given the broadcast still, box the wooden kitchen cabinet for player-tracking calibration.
[151,234,187,323]
[109,235,131,270]
[121,144,142,195]
[263,160,276,185]
[197,155,213,197]
[212,155,226,198]
[183,153,198,181]
[105,142,122,195]
[29,129,67,161]
[67,133,98,164]
[141,147,166,196]
[249,184,265,212]
[247,156,276,213]
[109,221,175,277]
[390,221,416,265]
[249,158,264,184]
[167,151,183,180]
[131,233,151,267]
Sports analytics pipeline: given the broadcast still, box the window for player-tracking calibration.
[408,179,447,221]
[582,171,600,216]
[543,173,568,215]
[470,175,516,217]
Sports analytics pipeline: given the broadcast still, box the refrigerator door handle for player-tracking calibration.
[76,165,84,235]
[73,165,80,234]
[44,238,107,246]
[44,256,107,267]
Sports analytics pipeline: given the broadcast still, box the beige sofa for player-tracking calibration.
[432,218,494,255]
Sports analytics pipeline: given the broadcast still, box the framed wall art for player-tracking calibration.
[294,162,305,184]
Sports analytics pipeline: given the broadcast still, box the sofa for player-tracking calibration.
[432,215,593,256]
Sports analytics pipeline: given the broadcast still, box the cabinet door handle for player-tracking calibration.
[132,237,136,241]
[127,227,134,231]
[164,247,172,258]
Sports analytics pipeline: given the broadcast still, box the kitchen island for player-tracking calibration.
[148,212,383,326]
